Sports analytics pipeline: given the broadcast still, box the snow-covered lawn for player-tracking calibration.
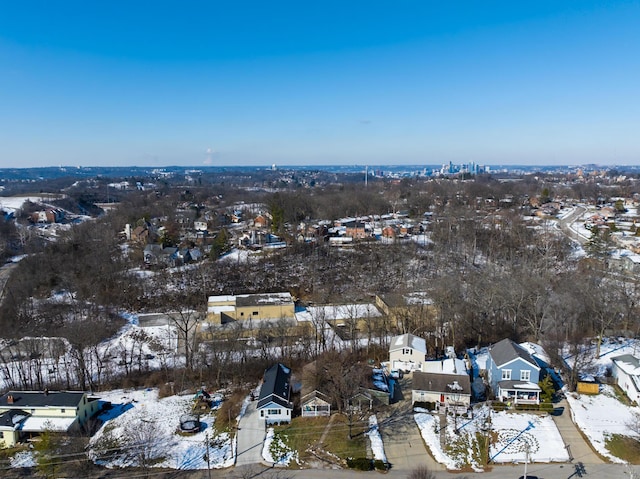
[88,388,233,470]
[567,385,640,463]
[415,407,568,470]
[489,411,569,463]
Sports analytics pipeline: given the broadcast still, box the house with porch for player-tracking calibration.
[257,363,293,424]
[487,338,541,405]
[388,333,427,372]
[300,390,331,417]
[0,390,100,448]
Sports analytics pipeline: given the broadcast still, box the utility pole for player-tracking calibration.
[204,431,212,479]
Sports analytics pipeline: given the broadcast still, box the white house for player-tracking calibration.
[257,363,293,424]
[389,333,427,372]
[612,354,640,404]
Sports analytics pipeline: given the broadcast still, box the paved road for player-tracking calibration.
[557,206,588,245]
[177,462,634,479]
[551,399,605,465]
[236,398,268,467]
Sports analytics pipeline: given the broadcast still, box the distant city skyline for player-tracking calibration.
[1,1,639,168]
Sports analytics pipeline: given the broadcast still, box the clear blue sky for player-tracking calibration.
[1,1,639,167]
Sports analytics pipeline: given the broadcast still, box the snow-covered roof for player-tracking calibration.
[612,354,640,376]
[389,333,427,354]
[422,358,467,375]
[20,416,76,432]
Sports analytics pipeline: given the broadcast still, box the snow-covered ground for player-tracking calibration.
[415,406,568,470]
[88,388,233,470]
[564,337,640,378]
[488,411,569,463]
[567,385,640,463]
[366,415,387,463]
[262,427,298,466]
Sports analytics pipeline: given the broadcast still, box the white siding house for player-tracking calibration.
[389,333,427,372]
[612,354,640,404]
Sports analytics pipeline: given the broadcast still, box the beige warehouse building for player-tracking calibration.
[206,292,295,325]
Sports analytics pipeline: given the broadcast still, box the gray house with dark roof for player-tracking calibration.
[487,339,541,405]
[257,364,293,424]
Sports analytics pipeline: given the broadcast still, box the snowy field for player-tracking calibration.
[0,195,63,213]
[0,312,181,391]
[415,407,568,470]
[564,337,640,378]
[88,388,233,470]
[567,385,640,463]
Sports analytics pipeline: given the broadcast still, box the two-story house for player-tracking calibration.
[389,333,427,372]
[487,339,541,405]
[0,390,100,448]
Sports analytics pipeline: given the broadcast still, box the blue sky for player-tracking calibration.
[1,1,639,167]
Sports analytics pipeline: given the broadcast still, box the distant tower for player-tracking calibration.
[365,166,368,187]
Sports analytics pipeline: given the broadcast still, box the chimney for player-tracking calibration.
[7,394,13,404]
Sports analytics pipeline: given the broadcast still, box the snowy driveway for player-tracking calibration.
[236,397,267,466]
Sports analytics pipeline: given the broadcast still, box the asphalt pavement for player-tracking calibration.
[235,397,268,467]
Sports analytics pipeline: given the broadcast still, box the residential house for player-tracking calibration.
[389,333,427,372]
[412,372,471,412]
[0,390,100,448]
[486,339,541,405]
[257,363,293,424]
[611,354,640,403]
[300,391,331,417]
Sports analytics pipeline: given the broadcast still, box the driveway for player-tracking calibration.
[551,399,605,464]
[377,375,444,472]
[235,397,267,466]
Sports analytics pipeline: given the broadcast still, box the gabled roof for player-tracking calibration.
[489,339,539,369]
[257,363,292,409]
[413,372,471,395]
[389,333,427,354]
[0,391,86,409]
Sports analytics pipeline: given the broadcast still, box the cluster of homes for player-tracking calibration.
[252,334,547,425]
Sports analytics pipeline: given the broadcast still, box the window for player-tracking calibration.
[520,370,531,381]
[253,311,259,316]
[501,369,511,380]
[260,410,264,417]
[0,431,4,438]
[402,348,412,355]
[267,408,281,415]
[240,312,244,316]
[61,409,66,413]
